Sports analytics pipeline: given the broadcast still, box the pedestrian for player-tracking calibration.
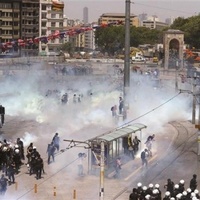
[7,161,15,185]
[0,174,8,195]
[111,105,117,117]
[164,178,174,194]
[178,179,185,193]
[145,134,155,144]
[52,133,60,151]
[16,138,25,160]
[132,136,141,153]
[73,94,77,103]
[129,188,139,200]
[190,174,197,192]
[113,157,122,179]
[141,149,148,167]
[78,153,86,176]
[26,143,33,164]
[119,97,124,115]
[35,155,44,180]
[47,142,56,164]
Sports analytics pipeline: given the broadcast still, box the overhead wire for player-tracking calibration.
[131,1,195,15]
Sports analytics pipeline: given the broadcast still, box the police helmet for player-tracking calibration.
[15,144,19,148]
[137,182,142,187]
[145,194,151,200]
[155,184,160,188]
[149,183,153,188]
[192,197,198,200]
[176,193,182,199]
[194,189,199,194]
[180,179,185,184]
[15,149,20,153]
[174,184,179,189]
[33,146,37,149]
[3,146,7,151]
[191,192,196,197]
[170,198,175,200]
[153,189,157,194]
[182,191,187,196]
[165,191,170,196]
[187,188,192,193]
[143,186,147,191]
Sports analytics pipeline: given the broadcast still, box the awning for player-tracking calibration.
[91,123,147,142]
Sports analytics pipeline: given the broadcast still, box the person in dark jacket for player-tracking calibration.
[129,188,139,200]
[47,142,56,164]
[190,174,197,192]
[35,155,44,180]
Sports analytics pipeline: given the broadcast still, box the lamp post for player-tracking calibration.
[123,0,131,118]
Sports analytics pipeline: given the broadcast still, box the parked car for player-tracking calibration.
[132,56,146,62]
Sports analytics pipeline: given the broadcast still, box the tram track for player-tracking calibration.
[112,120,197,200]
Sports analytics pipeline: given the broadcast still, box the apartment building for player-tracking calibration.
[142,16,169,30]
[39,0,65,55]
[98,13,139,27]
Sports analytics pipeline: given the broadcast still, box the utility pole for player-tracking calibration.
[192,72,197,124]
[99,141,105,200]
[123,0,131,119]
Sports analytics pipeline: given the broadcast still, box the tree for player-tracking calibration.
[60,42,74,56]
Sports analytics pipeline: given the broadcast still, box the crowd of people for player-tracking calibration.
[0,132,60,195]
[129,175,198,199]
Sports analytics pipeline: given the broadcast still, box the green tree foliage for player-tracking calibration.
[170,15,200,49]
[95,26,161,55]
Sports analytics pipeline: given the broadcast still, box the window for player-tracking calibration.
[42,13,46,19]
[13,3,19,9]
[42,22,46,27]
[42,5,46,10]
[51,22,56,27]
[51,14,56,18]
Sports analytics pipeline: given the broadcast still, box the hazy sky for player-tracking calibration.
[64,0,199,23]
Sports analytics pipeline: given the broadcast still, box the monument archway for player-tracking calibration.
[163,29,184,69]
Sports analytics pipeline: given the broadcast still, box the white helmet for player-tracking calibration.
[143,186,147,191]
[165,191,170,196]
[175,184,179,189]
[180,180,185,184]
[153,189,157,194]
[15,149,20,153]
[191,192,196,197]
[137,182,142,187]
[14,144,19,148]
[194,189,199,194]
[170,198,175,200]
[176,193,182,199]
[3,147,7,151]
[155,184,160,188]
[187,188,192,193]
[149,183,153,188]
[182,191,187,196]
[33,146,37,149]
[145,194,151,200]
[192,197,198,200]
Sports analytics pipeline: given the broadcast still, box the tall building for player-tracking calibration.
[98,13,139,27]
[39,0,65,55]
[83,7,88,24]
[0,0,39,56]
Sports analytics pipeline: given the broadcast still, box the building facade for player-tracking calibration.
[0,0,39,55]
[98,13,139,27]
[39,0,65,55]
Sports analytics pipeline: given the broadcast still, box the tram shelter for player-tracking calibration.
[87,123,147,176]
